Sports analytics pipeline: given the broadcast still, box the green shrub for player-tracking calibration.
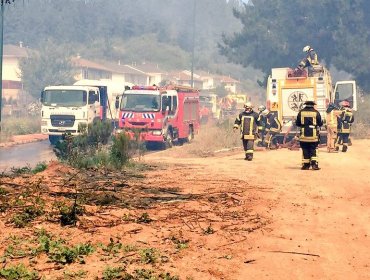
[0,264,39,280]
[110,132,131,168]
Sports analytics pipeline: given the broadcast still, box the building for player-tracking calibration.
[2,43,29,102]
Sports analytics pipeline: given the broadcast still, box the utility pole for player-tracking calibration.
[190,0,196,88]
[0,3,4,131]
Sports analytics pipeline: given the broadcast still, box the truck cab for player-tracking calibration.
[116,85,200,148]
[40,85,101,144]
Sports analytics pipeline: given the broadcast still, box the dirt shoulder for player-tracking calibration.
[0,140,369,279]
[0,134,48,148]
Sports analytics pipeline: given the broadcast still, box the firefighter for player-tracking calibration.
[335,101,354,152]
[295,99,323,170]
[256,105,267,147]
[264,110,282,149]
[325,102,341,152]
[298,45,319,75]
[233,102,260,161]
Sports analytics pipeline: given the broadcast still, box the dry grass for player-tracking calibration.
[0,116,41,143]
[186,119,241,157]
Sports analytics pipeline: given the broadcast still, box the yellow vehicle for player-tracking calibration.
[220,93,249,118]
[266,67,357,143]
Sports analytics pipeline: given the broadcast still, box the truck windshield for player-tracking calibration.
[121,94,160,112]
[42,90,87,107]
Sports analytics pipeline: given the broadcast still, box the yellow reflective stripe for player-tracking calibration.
[302,159,310,163]
[246,150,254,154]
[301,111,317,125]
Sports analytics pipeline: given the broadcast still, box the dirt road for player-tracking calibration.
[143,140,370,279]
[0,139,368,279]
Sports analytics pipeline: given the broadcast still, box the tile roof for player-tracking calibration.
[3,44,29,58]
[71,57,111,72]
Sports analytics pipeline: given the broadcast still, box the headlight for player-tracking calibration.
[41,120,47,126]
[152,130,162,136]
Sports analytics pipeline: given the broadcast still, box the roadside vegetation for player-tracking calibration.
[0,116,41,143]
[352,95,370,139]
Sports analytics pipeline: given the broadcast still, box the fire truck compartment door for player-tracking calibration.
[281,88,314,117]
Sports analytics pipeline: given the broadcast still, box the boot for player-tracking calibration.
[245,154,253,161]
[311,161,320,170]
[335,146,339,152]
[342,145,348,152]
[301,163,310,170]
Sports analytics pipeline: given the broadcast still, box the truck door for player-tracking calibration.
[334,81,357,111]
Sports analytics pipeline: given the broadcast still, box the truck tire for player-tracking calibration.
[49,135,62,145]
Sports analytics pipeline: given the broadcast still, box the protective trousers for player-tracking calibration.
[242,139,254,160]
[336,133,350,152]
[327,125,337,151]
[300,141,319,165]
[265,131,278,149]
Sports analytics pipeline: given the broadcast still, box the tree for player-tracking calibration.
[220,0,370,90]
[19,39,76,99]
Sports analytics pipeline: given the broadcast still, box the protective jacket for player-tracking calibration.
[257,112,267,132]
[296,106,323,142]
[326,103,341,128]
[234,110,260,140]
[266,113,282,133]
[307,49,318,65]
[338,109,354,133]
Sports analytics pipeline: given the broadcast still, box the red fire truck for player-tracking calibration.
[115,85,200,148]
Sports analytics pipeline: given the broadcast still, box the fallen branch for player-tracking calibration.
[269,250,320,257]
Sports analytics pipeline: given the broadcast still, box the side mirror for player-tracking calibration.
[40,91,45,103]
[115,96,119,109]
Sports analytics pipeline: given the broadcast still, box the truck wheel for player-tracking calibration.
[49,135,62,145]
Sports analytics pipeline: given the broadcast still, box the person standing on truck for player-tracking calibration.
[326,102,341,153]
[297,45,319,75]
[233,102,260,161]
[264,110,282,149]
[256,105,267,147]
[296,99,323,170]
[335,101,354,152]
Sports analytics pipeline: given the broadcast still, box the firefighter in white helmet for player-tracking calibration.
[298,45,319,75]
[233,102,260,161]
[256,105,267,147]
[295,99,323,170]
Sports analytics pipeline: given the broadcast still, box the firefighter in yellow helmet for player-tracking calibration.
[335,100,354,152]
[295,99,323,170]
[233,102,260,161]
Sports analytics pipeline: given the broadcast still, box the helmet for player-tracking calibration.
[304,98,316,106]
[303,45,311,52]
[258,105,266,112]
[244,102,253,109]
[339,100,350,107]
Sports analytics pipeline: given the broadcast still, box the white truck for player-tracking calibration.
[73,79,132,123]
[266,67,357,143]
[41,80,131,145]
[40,85,103,145]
